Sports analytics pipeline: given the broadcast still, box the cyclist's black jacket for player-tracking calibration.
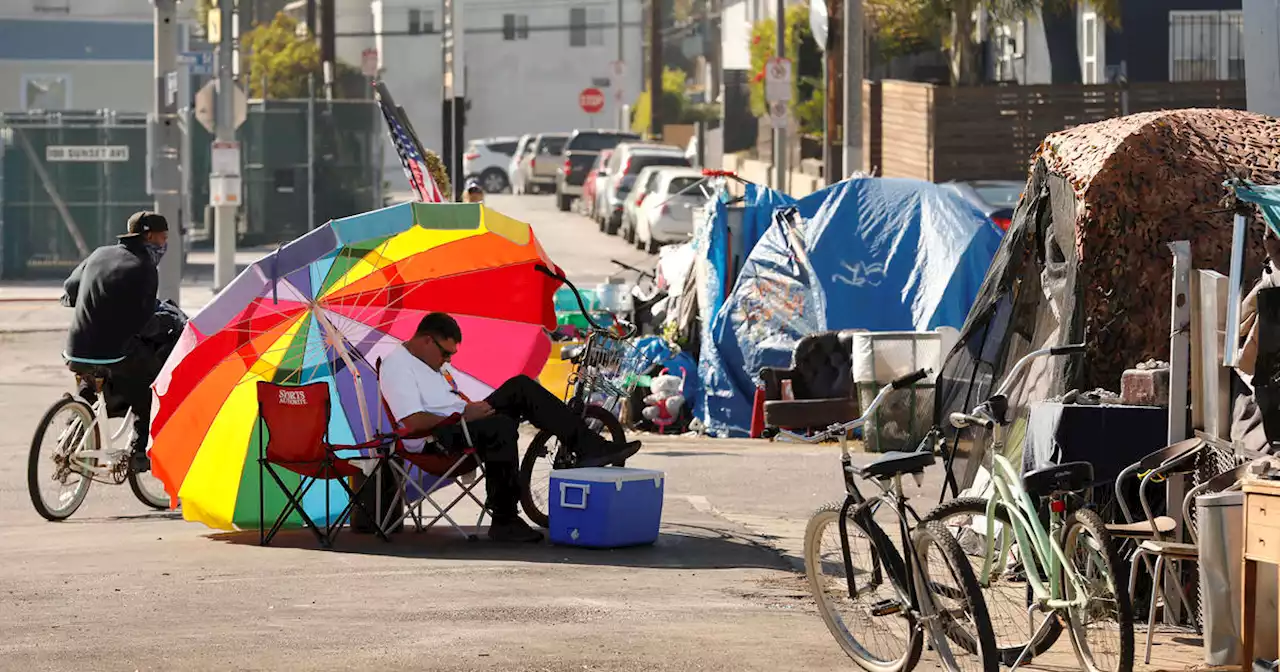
[60,239,158,362]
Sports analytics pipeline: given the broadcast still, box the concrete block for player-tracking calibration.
[1121,366,1171,407]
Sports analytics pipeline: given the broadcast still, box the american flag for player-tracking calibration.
[374,81,446,203]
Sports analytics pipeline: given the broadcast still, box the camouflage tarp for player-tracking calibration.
[1037,108,1280,389]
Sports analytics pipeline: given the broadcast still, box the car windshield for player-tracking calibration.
[627,154,689,174]
[537,137,568,154]
[568,133,641,152]
[488,140,518,155]
[667,176,703,194]
[971,183,1022,209]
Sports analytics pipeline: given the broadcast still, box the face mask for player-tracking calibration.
[145,242,167,266]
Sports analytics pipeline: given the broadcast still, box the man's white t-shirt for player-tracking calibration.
[379,345,467,452]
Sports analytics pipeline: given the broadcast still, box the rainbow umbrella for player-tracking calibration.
[150,202,562,531]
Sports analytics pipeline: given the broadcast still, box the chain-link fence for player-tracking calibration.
[0,111,151,279]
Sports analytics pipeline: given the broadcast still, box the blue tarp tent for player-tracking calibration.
[698,177,1005,437]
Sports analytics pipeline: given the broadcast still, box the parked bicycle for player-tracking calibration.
[782,369,1000,672]
[927,344,1134,671]
[28,371,170,520]
[519,264,642,527]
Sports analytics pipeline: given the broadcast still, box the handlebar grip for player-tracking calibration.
[891,368,931,390]
[1049,344,1086,356]
[534,264,563,280]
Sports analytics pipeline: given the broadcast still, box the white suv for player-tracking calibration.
[463,137,520,193]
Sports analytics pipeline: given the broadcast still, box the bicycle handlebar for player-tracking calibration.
[535,264,639,338]
[892,369,930,390]
[1049,344,1086,356]
[610,259,654,279]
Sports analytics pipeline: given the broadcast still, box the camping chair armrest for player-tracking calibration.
[759,367,797,401]
[390,414,471,445]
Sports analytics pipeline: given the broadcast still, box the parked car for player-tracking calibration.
[509,134,535,195]
[940,180,1023,230]
[635,168,707,253]
[581,149,613,221]
[599,143,691,235]
[524,132,570,194]
[554,129,641,211]
[620,166,665,244]
[462,136,519,193]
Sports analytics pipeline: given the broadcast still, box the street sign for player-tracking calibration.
[210,175,241,206]
[211,140,240,177]
[194,80,247,133]
[206,3,221,43]
[179,51,214,76]
[768,101,790,129]
[579,87,606,114]
[765,57,793,103]
[592,77,611,88]
[611,60,626,101]
[46,145,129,162]
[361,48,379,77]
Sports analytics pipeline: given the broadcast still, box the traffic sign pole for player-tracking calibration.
[152,0,183,305]
[773,0,788,192]
[213,0,237,291]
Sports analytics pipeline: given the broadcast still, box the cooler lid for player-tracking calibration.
[550,467,665,486]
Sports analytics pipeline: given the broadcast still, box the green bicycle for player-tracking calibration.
[929,344,1134,671]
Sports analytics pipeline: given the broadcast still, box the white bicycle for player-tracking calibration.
[28,371,170,521]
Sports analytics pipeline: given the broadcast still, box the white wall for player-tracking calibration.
[1244,0,1280,115]
[0,60,152,112]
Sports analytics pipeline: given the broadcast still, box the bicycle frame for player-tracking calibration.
[62,393,135,481]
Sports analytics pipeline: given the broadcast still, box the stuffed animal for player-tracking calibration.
[642,368,687,433]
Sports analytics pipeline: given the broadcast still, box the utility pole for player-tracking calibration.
[649,0,663,139]
[617,0,625,130]
[843,0,863,175]
[774,0,787,190]
[152,0,182,305]
[305,0,316,41]
[320,0,336,99]
[213,0,237,290]
[823,0,842,185]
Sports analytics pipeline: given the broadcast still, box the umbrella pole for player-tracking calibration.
[314,309,374,441]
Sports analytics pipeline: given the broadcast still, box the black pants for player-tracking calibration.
[432,375,612,520]
[69,344,154,456]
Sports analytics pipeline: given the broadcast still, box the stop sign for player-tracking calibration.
[579,87,605,114]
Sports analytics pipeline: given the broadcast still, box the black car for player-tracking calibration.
[555,129,641,211]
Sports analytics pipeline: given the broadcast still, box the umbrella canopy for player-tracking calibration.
[150,202,562,530]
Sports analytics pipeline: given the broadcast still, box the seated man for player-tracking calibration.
[61,211,171,473]
[379,312,641,543]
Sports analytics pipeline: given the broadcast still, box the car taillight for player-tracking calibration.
[992,216,1011,231]
[636,193,646,206]
[531,158,537,169]
[564,159,572,173]
[623,157,632,174]
[464,152,480,161]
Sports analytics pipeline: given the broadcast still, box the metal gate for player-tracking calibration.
[0,111,151,280]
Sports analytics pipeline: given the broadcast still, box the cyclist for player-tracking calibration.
[60,211,170,473]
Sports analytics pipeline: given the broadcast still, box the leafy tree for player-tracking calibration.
[241,13,365,99]
[876,0,1120,85]
[630,66,719,135]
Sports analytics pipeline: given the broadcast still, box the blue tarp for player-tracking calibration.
[698,177,1005,437]
[1236,182,1280,237]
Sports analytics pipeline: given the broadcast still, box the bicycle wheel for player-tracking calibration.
[27,395,96,521]
[912,520,1000,672]
[924,497,1063,664]
[803,500,923,672]
[1062,508,1135,672]
[128,468,170,510]
[518,405,626,528]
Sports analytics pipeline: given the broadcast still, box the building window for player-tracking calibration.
[503,14,529,41]
[588,8,605,46]
[21,74,71,110]
[1169,10,1244,81]
[570,7,587,47]
[408,8,434,35]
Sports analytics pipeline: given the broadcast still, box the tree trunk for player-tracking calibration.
[948,0,980,86]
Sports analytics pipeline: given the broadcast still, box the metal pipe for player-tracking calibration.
[1224,212,1247,367]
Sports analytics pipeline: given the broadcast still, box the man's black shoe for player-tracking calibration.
[488,517,544,543]
[129,451,151,474]
[577,440,641,468]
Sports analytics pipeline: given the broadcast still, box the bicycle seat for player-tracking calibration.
[560,344,584,362]
[1023,461,1094,498]
[857,451,935,479]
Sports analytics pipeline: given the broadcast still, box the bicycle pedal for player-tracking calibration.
[869,599,902,617]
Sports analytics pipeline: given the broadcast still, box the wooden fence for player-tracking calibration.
[864,80,1248,181]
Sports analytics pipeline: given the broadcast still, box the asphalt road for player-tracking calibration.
[0,195,1197,671]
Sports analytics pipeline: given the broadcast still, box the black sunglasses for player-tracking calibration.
[432,336,457,360]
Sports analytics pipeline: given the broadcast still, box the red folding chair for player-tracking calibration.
[256,381,395,548]
[374,358,489,541]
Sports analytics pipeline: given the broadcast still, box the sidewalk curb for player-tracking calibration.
[0,325,67,334]
[0,297,60,303]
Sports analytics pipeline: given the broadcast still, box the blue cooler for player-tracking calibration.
[548,467,664,548]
